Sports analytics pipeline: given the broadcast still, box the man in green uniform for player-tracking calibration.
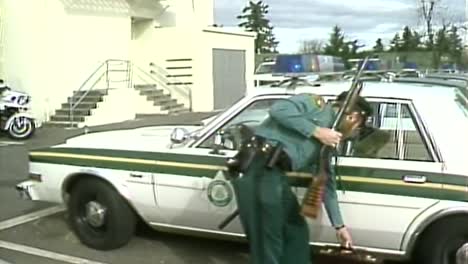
[232,92,372,264]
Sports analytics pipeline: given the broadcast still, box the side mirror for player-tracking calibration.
[170,127,190,144]
[210,131,233,155]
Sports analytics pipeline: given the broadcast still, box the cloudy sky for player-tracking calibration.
[214,0,467,53]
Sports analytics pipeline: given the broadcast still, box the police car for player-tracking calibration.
[16,57,468,264]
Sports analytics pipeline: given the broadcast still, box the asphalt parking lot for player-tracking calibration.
[0,113,406,264]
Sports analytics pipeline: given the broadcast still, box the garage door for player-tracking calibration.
[212,49,246,110]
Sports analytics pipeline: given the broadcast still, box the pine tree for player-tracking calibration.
[324,25,346,57]
[411,30,422,51]
[447,26,463,64]
[237,1,279,53]
[401,26,413,51]
[390,33,402,52]
[264,25,280,53]
[373,38,384,52]
[434,26,450,67]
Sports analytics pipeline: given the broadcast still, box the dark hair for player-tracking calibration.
[335,91,373,116]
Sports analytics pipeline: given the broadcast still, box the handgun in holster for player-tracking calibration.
[224,125,259,178]
[265,143,284,169]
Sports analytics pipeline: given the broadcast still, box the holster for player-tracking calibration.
[225,136,290,178]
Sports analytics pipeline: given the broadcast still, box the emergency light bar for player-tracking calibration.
[273,54,317,76]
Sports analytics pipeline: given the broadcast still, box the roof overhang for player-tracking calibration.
[59,0,167,19]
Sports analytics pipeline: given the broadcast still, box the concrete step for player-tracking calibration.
[50,115,85,122]
[73,89,107,97]
[153,98,177,106]
[161,103,185,111]
[61,102,97,109]
[67,96,103,103]
[147,94,171,102]
[140,89,165,96]
[134,84,157,90]
[55,109,91,116]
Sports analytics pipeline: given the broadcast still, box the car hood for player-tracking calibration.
[54,125,201,151]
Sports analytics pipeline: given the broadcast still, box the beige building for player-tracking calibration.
[0,0,255,126]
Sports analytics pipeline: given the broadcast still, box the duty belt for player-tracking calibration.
[226,136,291,175]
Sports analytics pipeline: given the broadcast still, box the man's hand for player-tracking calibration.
[313,127,342,147]
[336,226,353,249]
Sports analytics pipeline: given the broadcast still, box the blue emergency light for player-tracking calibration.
[273,54,316,75]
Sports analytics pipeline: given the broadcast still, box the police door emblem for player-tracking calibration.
[207,171,233,207]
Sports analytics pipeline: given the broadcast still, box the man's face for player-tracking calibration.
[332,98,368,138]
[339,111,365,138]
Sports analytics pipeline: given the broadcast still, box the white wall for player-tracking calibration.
[196,28,255,111]
[158,0,213,28]
[1,0,253,124]
[2,0,49,121]
[132,26,196,108]
[2,0,131,123]
[131,26,255,112]
[85,87,160,127]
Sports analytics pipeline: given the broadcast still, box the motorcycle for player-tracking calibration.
[0,86,36,139]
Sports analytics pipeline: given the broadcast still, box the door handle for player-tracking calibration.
[403,175,427,184]
[130,173,143,178]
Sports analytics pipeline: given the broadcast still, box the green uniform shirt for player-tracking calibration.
[254,93,344,227]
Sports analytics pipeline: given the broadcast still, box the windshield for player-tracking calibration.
[255,63,274,74]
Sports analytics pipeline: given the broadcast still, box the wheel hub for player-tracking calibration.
[85,201,107,228]
[456,243,468,263]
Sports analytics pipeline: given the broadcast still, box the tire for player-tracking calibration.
[414,215,468,264]
[8,117,35,139]
[68,178,136,250]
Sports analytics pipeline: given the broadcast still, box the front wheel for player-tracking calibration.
[7,116,35,139]
[68,178,136,250]
[414,216,468,264]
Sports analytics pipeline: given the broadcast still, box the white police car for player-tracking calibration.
[16,57,468,264]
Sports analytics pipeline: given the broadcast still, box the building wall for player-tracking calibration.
[197,28,255,109]
[132,26,255,112]
[1,0,254,124]
[158,0,213,27]
[2,0,131,123]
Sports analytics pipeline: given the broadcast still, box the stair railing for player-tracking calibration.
[132,63,192,112]
[69,59,131,128]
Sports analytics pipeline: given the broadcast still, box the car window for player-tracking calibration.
[255,63,274,74]
[198,99,280,150]
[342,101,433,162]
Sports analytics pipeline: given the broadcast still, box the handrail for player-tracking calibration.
[149,62,192,110]
[69,59,131,127]
[133,63,192,111]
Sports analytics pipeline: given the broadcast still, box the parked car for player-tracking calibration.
[16,78,468,264]
[253,61,286,87]
[254,55,346,87]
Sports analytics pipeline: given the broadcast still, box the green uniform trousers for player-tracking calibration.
[232,155,311,264]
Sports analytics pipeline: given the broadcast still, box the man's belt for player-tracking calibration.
[226,136,290,177]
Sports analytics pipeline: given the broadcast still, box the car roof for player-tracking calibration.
[248,79,463,101]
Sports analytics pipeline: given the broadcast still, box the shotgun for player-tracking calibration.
[300,57,370,219]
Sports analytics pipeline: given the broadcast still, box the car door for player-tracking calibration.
[307,98,444,250]
[153,96,285,232]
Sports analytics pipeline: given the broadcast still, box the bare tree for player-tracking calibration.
[298,39,325,54]
[417,0,463,44]
[417,0,438,46]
